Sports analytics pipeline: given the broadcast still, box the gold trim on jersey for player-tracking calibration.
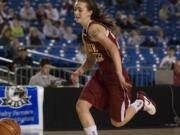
[93,52,104,62]
[86,43,104,62]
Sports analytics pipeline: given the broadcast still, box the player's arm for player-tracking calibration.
[71,42,95,85]
[88,24,123,77]
[81,44,96,74]
[73,37,96,76]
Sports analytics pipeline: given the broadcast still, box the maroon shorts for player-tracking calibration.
[79,68,132,122]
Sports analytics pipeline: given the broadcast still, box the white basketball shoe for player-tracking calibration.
[137,91,156,115]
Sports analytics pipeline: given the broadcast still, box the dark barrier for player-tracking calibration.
[43,86,180,131]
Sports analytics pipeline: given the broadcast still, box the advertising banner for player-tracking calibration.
[0,86,44,130]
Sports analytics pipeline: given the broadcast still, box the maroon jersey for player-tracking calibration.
[82,21,122,68]
[82,21,131,93]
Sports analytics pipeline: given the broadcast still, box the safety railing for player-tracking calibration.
[0,66,15,85]
[0,65,157,87]
[127,66,156,87]
[14,66,89,86]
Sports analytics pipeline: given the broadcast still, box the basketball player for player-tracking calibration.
[71,0,156,135]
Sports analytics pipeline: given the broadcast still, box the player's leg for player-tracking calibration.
[110,92,143,127]
[111,91,156,127]
[76,99,98,135]
[76,71,106,135]
[111,103,142,127]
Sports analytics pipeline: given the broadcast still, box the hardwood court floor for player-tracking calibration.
[44,128,180,135]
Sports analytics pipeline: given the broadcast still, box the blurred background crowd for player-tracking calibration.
[0,0,179,87]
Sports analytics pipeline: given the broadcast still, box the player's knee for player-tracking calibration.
[76,100,88,114]
[111,119,124,128]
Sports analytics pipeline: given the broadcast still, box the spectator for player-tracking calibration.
[43,19,60,40]
[0,26,20,59]
[128,15,137,27]
[159,4,170,21]
[0,2,8,21]
[116,14,136,31]
[159,47,176,69]
[20,0,36,21]
[0,4,15,21]
[29,59,58,87]
[75,45,86,64]
[63,26,77,41]
[11,48,33,71]
[138,12,154,27]
[175,1,180,17]
[0,27,13,58]
[36,4,47,25]
[28,27,43,48]
[20,0,36,29]
[127,30,145,46]
[10,18,24,39]
[61,0,74,13]
[173,59,180,86]
[54,20,65,38]
[156,29,169,47]
[0,3,7,34]
[5,8,16,21]
[45,3,59,22]
[140,36,156,48]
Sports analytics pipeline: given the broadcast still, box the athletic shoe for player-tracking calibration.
[137,91,156,115]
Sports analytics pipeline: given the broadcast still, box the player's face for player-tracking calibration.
[74,1,92,25]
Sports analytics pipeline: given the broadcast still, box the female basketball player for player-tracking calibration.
[71,0,156,135]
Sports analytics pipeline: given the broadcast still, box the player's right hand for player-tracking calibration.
[118,74,132,91]
[71,71,79,85]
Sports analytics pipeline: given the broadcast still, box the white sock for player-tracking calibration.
[84,125,98,135]
[130,100,144,113]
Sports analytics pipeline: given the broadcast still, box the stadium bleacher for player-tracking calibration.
[0,0,179,87]
[3,0,179,65]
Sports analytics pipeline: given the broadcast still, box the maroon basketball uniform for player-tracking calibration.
[79,21,132,122]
